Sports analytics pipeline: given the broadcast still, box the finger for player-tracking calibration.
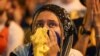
[87,0,93,12]
[94,0,99,14]
[98,0,100,13]
[54,41,60,52]
[50,29,57,43]
[49,30,55,41]
[95,0,99,12]
[99,0,100,8]
[51,41,60,52]
[93,0,100,15]
[49,29,60,50]
[46,32,50,45]
[86,0,90,7]
[86,0,91,9]
[93,0,97,13]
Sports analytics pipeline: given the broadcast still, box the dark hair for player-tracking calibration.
[17,0,26,8]
[24,9,32,18]
[80,0,86,6]
[5,12,11,27]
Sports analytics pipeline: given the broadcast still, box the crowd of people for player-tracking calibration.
[0,0,100,56]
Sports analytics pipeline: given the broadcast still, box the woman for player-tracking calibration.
[10,4,83,56]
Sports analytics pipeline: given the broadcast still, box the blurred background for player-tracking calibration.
[0,0,98,56]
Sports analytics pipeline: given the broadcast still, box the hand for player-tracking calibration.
[92,0,100,26]
[92,0,100,48]
[83,0,93,31]
[31,28,60,56]
[46,29,60,56]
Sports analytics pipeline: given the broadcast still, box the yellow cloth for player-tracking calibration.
[31,28,49,56]
[70,10,80,20]
[90,28,96,46]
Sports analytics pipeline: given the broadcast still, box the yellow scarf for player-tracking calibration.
[31,28,49,56]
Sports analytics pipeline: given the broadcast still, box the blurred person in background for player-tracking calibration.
[10,0,26,25]
[3,0,25,56]
[0,0,24,56]
[21,0,38,44]
[25,0,38,16]
[0,0,9,55]
[51,0,86,13]
[37,0,48,9]
[37,0,53,9]
[21,12,33,44]
[74,0,100,56]
[79,0,96,56]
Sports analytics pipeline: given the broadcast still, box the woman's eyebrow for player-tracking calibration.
[48,20,59,24]
[48,20,56,23]
[37,20,44,23]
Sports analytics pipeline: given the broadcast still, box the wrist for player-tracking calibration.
[80,26,91,35]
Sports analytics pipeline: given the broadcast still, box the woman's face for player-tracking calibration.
[35,11,62,38]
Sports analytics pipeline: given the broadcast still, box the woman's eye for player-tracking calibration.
[49,23,57,28]
[36,23,43,27]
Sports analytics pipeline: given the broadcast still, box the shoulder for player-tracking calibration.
[69,49,83,56]
[9,21,24,38]
[9,21,24,32]
[11,43,31,56]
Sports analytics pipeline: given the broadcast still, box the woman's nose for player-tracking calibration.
[43,24,49,29]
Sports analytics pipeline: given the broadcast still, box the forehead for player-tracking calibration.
[36,11,59,22]
[0,0,7,2]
